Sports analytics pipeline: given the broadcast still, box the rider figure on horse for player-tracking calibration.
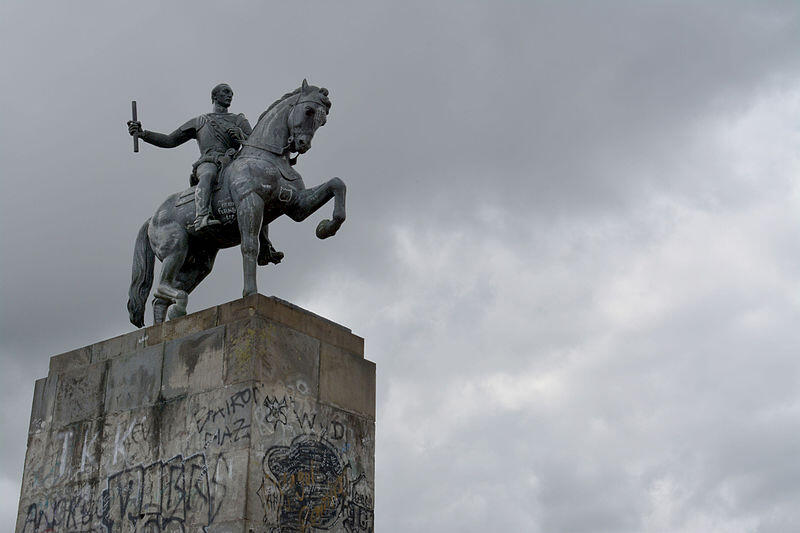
[127,83,252,232]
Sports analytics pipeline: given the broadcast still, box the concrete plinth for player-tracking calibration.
[16,294,375,533]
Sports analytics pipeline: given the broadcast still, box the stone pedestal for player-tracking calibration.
[16,294,375,533]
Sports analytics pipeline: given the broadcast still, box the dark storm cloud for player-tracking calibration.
[2,1,800,531]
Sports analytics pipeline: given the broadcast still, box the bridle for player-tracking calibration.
[242,93,326,158]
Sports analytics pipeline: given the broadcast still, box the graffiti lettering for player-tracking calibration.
[80,430,97,472]
[193,386,258,448]
[294,410,317,432]
[22,453,226,533]
[22,487,101,533]
[344,475,375,533]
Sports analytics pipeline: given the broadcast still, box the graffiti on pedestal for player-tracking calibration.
[21,453,228,533]
[256,436,373,533]
[264,395,289,430]
[343,474,374,533]
[258,437,347,532]
[193,385,259,448]
[21,382,372,532]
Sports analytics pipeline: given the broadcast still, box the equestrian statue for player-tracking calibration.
[125,80,345,327]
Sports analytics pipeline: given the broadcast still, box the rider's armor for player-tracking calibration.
[185,112,252,185]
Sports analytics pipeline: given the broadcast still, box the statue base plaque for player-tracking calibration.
[16,294,375,533]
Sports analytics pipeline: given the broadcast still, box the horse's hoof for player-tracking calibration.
[166,303,187,321]
[316,219,339,239]
[258,249,284,265]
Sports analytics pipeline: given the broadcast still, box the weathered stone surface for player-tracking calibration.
[90,329,143,363]
[217,293,262,323]
[49,345,91,375]
[157,397,191,459]
[161,304,219,341]
[18,296,375,533]
[162,326,225,399]
[28,378,48,434]
[225,317,320,397]
[53,362,107,426]
[207,520,248,533]
[224,317,269,386]
[104,344,163,413]
[18,430,48,498]
[320,342,376,419]
[219,294,364,356]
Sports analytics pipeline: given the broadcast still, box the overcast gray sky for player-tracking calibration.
[2,1,800,531]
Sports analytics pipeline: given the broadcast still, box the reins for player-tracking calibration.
[241,92,325,159]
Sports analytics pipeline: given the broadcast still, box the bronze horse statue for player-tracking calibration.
[127,81,345,327]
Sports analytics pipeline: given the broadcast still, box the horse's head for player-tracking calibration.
[286,79,331,154]
[249,80,333,158]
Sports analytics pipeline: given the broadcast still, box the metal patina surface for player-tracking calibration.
[126,80,345,327]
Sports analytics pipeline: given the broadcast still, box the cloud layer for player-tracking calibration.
[2,2,800,531]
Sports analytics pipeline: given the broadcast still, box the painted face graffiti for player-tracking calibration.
[259,437,348,532]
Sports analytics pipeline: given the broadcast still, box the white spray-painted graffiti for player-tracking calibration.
[27,415,155,493]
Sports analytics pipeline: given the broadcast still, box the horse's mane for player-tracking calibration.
[257,84,331,123]
[258,88,303,122]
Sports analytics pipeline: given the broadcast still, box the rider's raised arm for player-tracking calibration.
[140,118,196,148]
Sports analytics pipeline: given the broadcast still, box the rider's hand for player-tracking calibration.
[228,127,246,142]
[127,120,143,137]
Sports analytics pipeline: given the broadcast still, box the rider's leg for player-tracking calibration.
[194,162,221,231]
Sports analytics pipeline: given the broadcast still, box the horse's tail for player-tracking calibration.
[127,219,155,327]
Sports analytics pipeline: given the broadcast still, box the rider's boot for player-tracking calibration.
[194,171,221,232]
[194,214,221,232]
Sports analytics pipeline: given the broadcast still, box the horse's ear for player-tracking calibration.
[301,78,309,92]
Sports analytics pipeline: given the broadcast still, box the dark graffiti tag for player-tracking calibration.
[258,437,349,532]
[343,475,374,533]
[22,453,227,533]
[261,395,349,446]
[193,386,258,447]
[264,395,289,430]
[22,487,102,533]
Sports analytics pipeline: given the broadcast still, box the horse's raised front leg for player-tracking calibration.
[237,193,265,297]
[285,177,346,239]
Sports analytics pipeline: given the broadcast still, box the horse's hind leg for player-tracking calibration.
[174,247,218,295]
[153,297,170,324]
[150,223,189,322]
[153,247,215,324]
[285,178,346,239]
